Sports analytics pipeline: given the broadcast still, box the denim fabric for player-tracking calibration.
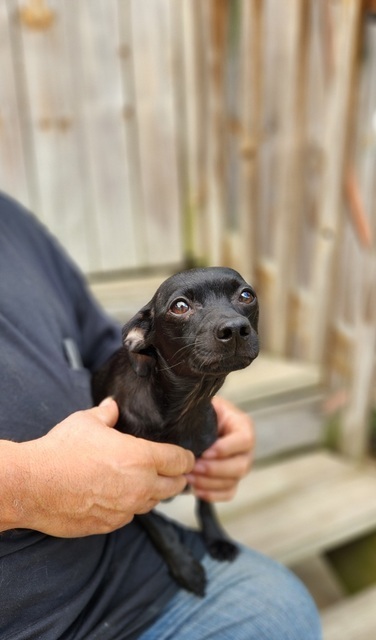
[138,545,322,640]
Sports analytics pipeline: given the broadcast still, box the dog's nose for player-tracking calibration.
[216,317,251,342]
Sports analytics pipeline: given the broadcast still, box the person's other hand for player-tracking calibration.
[186,396,254,502]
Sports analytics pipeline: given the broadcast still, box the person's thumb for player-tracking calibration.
[95,397,119,427]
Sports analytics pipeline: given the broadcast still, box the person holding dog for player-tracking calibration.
[0,193,322,639]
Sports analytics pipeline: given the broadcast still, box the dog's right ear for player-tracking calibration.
[122,303,155,377]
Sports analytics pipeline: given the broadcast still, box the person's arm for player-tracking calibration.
[1,399,194,537]
[186,396,255,502]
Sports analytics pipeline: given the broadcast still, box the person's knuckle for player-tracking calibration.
[224,487,237,501]
[244,427,255,449]
[238,457,250,477]
[180,448,194,471]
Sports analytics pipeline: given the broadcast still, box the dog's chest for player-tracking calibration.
[117,391,218,458]
[165,410,218,457]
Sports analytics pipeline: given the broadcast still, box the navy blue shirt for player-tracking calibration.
[0,194,205,639]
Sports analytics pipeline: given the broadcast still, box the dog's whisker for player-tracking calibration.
[157,359,186,373]
[171,344,195,359]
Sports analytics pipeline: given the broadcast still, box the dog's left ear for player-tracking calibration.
[122,303,156,377]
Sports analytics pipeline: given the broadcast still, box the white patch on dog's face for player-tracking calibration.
[124,327,146,351]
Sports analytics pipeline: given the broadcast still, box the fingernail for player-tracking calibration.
[202,448,217,459]
[99,396,115,407]
[193,461,206,474]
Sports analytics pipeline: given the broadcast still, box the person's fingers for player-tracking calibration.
[134,499,160,515]
[188,475,235,491]
[202,430,254,459]
[189,468,239,501]
[147,474,190,504]
[189,453,251,481]
[148,441,195,477]
[204,397,255,459]
[194,487,237,502]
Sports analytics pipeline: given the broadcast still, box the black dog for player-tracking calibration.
[92,266,259,596]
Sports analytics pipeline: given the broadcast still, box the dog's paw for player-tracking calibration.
[207,539,239,562]
[169,555,207,597]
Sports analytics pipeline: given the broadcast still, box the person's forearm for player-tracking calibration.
[0,439,33,531]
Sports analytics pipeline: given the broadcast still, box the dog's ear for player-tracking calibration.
[122,303,156,377]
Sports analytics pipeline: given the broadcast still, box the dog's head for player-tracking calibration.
[122,267,259,378]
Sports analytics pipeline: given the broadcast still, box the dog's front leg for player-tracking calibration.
[136,511,207,596]
[196,499,238,561]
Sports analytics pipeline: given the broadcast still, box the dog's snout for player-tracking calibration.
[215,317,251,343]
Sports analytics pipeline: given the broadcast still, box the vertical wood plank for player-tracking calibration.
[66,0,138,272]
[169,0,191,261]
[129,0,183,267]
[13,0,94,271]
[306,0,362,362]
[184,0,211,265]
[340,317,376,459]
[234,0,263,285]
[339,17,376,458]
[266,0,305,355]
[201,0,229,266]
[0,1,30,206]
[117,0,148,265]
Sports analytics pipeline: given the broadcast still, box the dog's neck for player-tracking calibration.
[150,355,226,455]
[156,359,224,419]
[110,347,226,456]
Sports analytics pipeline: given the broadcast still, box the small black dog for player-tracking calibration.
[92,266,259,596]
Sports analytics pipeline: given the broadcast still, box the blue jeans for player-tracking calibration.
[138,545,322,640]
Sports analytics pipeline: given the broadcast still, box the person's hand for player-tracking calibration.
[186,396,254,502]
[5,398,194,537]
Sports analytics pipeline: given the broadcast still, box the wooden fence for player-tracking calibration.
[0,0,375,457]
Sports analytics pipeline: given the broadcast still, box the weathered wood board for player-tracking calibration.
[322,584,376,640]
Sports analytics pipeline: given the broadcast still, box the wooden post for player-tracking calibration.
[340,275,376,459]
[339,16,376,459]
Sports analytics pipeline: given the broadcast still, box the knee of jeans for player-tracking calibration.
[261,565,322,640]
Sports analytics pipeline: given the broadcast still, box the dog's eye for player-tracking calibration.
[170,299,190,315]
[239,289,255,304]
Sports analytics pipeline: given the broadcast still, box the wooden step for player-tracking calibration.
[90,274,169,323]
[158,451,376,565]
[220,352,322,409]
[322,584,376,640]
[221,353,324,461]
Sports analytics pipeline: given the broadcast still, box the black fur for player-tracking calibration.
[92,267,259,596]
